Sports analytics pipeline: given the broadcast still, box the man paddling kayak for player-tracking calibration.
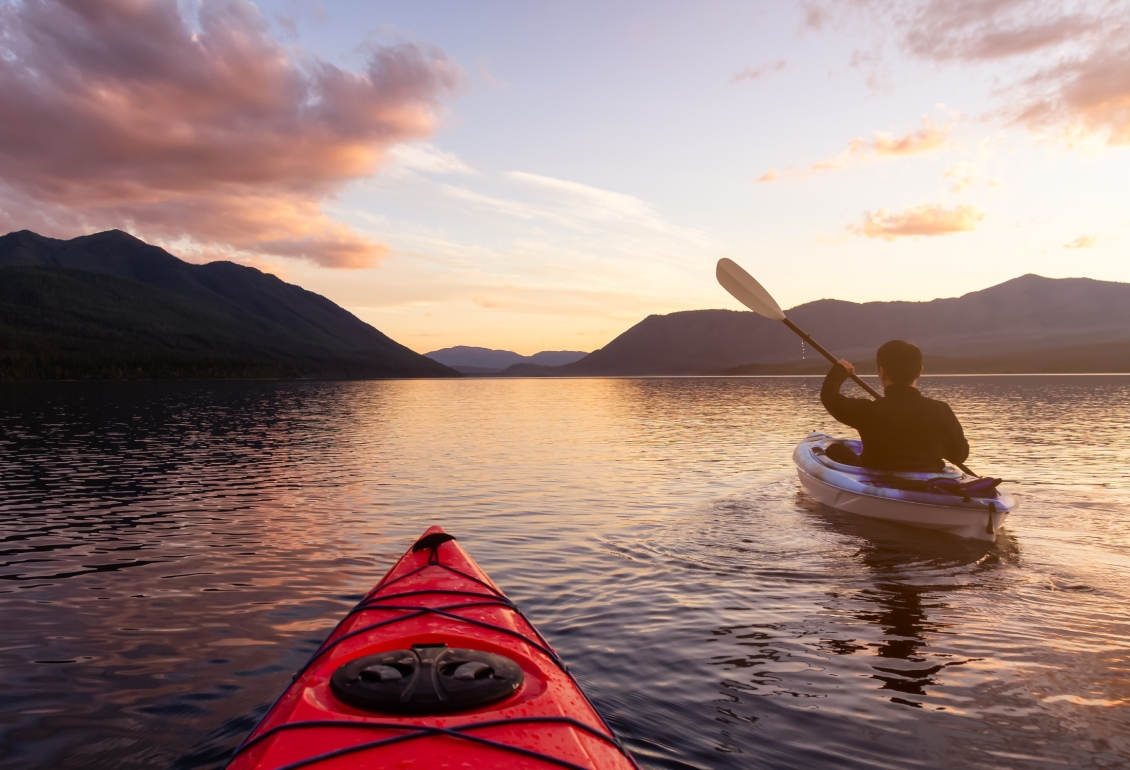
[821,340,969,473]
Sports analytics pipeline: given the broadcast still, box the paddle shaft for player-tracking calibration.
[781,318,880,398]
[781,317,980,478]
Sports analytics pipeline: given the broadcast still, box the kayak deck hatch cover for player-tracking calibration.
[226,527,639,770]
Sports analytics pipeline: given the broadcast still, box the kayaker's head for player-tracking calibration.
[876,340,923,389]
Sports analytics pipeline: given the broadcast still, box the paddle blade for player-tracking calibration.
[716,258,786,321]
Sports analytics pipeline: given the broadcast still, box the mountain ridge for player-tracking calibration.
[497,273,1130,376]
[0,229,457,380]
[424,345,588,373]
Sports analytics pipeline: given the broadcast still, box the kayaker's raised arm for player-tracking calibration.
[820,360,871,429]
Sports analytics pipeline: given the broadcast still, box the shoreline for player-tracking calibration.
[3,371,1130,384]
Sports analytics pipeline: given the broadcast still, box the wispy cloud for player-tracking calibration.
[862,117,952,157]
[1064,234,1098,249]
[805,0,1130,146]
[503,171,657,224]
[0,0,459,267]
[478,62,509,88]
[349,223,715,321]
[1018,43,1130,145]
[902,1,1130,144]
[346,167,724,328]
[759,116,953,180]
[730,59,787,84]
[473,295,503,309]
[387,143,474,175]
[425,170,701,242]
[438,184,542,221]
[902,3,1101,62]
[850,203,984,240]
[943,161,979,192]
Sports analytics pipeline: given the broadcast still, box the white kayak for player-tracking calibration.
[793,432,1017,541]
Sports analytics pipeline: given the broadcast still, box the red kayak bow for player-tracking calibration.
[227,527,639,770]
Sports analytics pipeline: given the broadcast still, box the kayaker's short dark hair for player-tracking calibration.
[876,340,922,385]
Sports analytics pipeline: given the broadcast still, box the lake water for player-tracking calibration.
[1,376,1128,770]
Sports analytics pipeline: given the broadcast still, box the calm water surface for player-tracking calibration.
[1,377,1128,769]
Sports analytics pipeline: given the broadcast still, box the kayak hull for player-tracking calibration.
[794,433,1017,541]
[227,527,637,770]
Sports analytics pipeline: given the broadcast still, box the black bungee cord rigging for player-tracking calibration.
[226,533,640,770]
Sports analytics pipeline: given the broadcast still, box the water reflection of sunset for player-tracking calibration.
[1,377,1128,768]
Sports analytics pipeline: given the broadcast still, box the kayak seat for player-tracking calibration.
[822,441,864,467]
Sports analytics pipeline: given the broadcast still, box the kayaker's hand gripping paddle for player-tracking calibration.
[715,257,981,477]
[715,258,880,398]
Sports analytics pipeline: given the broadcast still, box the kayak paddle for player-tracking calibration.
[715,257,981,478]
[715,257,880,398]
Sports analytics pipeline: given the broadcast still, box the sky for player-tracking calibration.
[0,0,1127,354]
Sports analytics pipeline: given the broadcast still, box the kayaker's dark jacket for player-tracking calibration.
[820,363,969,472]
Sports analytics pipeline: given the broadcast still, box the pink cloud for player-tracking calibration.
[730,60,787,84]
[1018,43,1130,144]
[0,0,459,267]
[807,159,847,173]
[851,203,984,239]
[771,116,953,180]
[800,1,831,31]
[943,161,978,192]
[1064,234,1098,249]
[479,62,509,88]
[810,0,1130,146]
[902,3,1100,62]
[863,117,952,156]
[900,1,1130,143]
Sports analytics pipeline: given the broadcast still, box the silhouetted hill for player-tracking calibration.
[502,274,1130,376]
[0,230,457,380]
[425,345,587,373]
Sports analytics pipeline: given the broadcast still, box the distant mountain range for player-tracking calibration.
[500,274,1130,376]
[424,346,588,374]
[5,231,1127,381]
[0,230,456,380]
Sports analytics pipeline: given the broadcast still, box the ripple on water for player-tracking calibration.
[1,377,1129,769]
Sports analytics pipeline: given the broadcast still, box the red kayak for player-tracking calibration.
[227,527,639,769]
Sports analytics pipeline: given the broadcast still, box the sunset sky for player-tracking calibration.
[1,0,1127,354]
